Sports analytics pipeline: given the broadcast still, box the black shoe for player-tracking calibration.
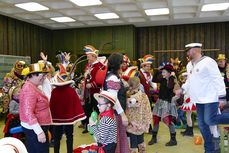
[183,126,193,137]
[165,140,177,146]
[82,129,88,134]
[148,138,157,145]
[148,131,157,145]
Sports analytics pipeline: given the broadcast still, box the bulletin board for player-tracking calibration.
[0,54,31,88]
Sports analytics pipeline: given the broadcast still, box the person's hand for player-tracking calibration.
[37,132,46,143]
[219,100,227,110]
[86,83,92,89]
[171,72,176,76]
[64,52,71,62]
[121,113,128,127]
[89,117,97,126]
[40,52,48,62]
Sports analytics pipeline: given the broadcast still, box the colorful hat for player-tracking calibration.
[185,43,202,51]
[161,63,174,72]
[83,45,99,56]
[94,90,116,105]
[123,54,130,64]
[51,64,74,86]
[216,54,226,61]
[21,63,48,76]
[14,61,26,71]
[0,137,28,153]
[122,66,139,81]
[140,54,155,65]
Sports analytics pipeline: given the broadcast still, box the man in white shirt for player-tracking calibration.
[181,43,228,153]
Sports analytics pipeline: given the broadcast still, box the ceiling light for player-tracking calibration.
[201,3,229,11]
[145,8,169,16]
[70,0,102,6]
[95,13,119,19]
[15,2,49,12]
[50,17,76,23]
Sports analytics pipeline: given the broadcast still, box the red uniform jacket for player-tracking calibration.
[84,61,103,96]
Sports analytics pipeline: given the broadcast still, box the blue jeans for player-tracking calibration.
[176,108,187,126]
[196,102,229,152]
[23,126,49,153]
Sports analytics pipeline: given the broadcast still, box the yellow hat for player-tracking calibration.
[216,54,226,61]
[21,63,48,76]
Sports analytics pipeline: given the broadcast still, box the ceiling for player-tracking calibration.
[0,0,229,30]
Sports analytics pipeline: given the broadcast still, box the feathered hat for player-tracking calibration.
[140,54,155,65]
[123,54,130,65]
[83,45,99,56]
[51,64,74,86]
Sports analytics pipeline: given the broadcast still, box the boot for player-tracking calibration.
[138,142,146,153]
[148,131,157,145]
[180,127,188,135]
[165,132,177,146]
[130,148,138,153]
[183,126,193,136]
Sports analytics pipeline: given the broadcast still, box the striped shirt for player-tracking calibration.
[91,116,117,145]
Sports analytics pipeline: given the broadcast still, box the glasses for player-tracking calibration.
[38,73,47,77]
[97,103,107,107]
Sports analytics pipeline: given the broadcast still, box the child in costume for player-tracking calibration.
[50,64,86,153]
[148,63,178,146]
[180,72,196,136]
[126,77,152,153]
[89,90,117,153]
[3,85,23,139]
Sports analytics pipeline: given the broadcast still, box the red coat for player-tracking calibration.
[50,85,86,125]
[84,61,103,95]
[139,70,151,97]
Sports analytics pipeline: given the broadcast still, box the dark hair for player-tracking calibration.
[108,52,123,76]
[27,72,41,78]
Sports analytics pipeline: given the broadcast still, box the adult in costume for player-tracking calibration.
[181,43,228,153]
[104,52,129,153]
[19,62,51,153]
[139,54,157,99]
[82,45,103,133]
[216,54,229,105]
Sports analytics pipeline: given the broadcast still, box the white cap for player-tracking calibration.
[185,43,202,48]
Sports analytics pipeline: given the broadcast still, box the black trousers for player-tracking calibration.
[128,133,144,148]
[53,125,73,153]
[98,142,117,153]
[82,96,99,125]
